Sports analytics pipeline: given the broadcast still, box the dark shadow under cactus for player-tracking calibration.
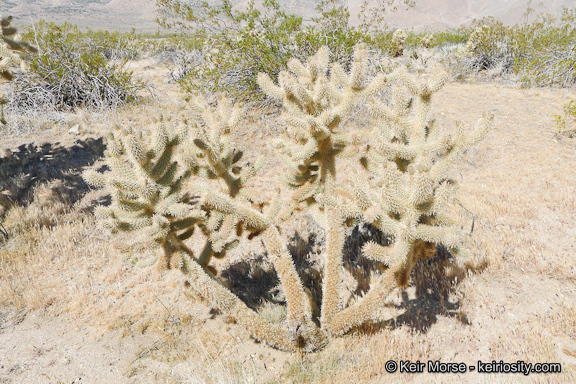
[287,231,324,325]
[342,222,393,297]
[217,222,471,336]
[0,138,106,215]
[220,255,283,311]
[348,246,473,336]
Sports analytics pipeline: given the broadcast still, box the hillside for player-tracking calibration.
[4,0,576,32]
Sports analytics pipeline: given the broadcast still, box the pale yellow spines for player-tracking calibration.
[179,250,300,352]
[257,44,390,195]
[324,67,492,336]
[88,94,326,352]
[184,96,264,197]
[319,206,347,327]
[0,16,37,124]
[349,43,369,90]
[83,122,199,249]
[87,44,493,352]
[257,72,284,99]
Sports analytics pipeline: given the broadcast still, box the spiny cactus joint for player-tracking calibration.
[86,44,492,352]
[0,15,37,124]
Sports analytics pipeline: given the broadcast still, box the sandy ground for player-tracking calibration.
[1,58,576,383]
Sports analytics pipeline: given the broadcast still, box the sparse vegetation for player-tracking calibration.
[555,99,576,135]
[155,0,416,100]
[1,3,576,383]
[433,9,576,85]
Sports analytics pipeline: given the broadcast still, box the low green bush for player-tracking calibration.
[9,21,146,112]
[441,9,576,86]
[554,99,576,133]
[513,9,576,87]
[155,0,413,100]
[157,0,304,99]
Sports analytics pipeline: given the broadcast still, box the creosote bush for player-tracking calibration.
[439,9,576,86]
[85,44,492,352]
[8,21,146,112]
[155,0,415,100]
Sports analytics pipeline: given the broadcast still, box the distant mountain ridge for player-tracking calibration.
[4,0,575,32]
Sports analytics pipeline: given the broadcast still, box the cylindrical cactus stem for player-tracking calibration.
[327,265,399,335]
[180,251,297,351]
[327,239,436,336]
[262,226,311,327]
[320,206,346,326]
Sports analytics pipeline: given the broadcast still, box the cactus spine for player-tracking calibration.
[0,16,37,124]
[88,45,492,352]
[328,68,492,334]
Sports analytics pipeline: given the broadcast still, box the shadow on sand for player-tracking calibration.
[0,138,106,215]
[219,222,482,336]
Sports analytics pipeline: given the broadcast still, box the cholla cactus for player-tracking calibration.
[257,44,387,214]
[422,33,434,48]
[258,44,392,326]
[83,98,267,271]
[85,96,326,352]
[391,28,407,57]
[89,45,492,353]
[326,69,492,334]
[0,15,37,124]
[457,24,492,58]
[260,45,491,336]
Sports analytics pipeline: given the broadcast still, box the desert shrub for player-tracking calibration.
[155,0,415,100]
[156,0,305,99]
[429,29,468,47]
[292,1,368,66]
[8,21,146,112]
[134,33,204,58]
[442,18,514,81]
[439,9,576,86]
[84,44,491,352]
[370,29,401,57]
[512,8,576,87]
[554,99,576,133]
[461,19,513,72]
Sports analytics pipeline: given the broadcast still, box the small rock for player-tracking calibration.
[68,124,81,135]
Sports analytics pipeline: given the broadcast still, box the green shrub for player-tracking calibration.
[462,19,513,71]
[513,9,576,87]
[293,1,368,65]
[157,0,305,99]
[554,99,576,133]
[430,29,468,47]
[155,0,414,100]
[137,34,204,58]
[9,21,146,112]
[441,9,576,86]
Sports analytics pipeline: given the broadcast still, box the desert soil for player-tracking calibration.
[0,59,575,384]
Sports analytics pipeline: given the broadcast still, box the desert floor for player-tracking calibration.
[1,59,575,383]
